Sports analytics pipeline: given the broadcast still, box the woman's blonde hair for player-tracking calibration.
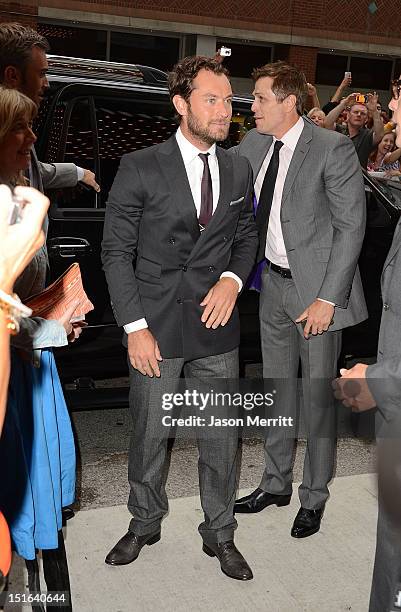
[0,86,36,185]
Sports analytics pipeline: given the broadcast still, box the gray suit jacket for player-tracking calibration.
[367,220,401,423]
[30,147,78,192]
[234,118,368,331]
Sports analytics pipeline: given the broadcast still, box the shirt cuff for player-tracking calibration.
[220,272,242,292]
[76,166,85,181]
[123,318,148,333]
[317,297,335,307]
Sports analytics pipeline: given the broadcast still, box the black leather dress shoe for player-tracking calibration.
[291,507,324,538]
[105,530,160,565]
[203,540,253,581]
[234,488,291,514]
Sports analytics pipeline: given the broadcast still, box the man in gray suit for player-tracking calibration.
[102,56,258,580]
[336,95,401,612]
[234,61,367,538]
[0,22,99,193]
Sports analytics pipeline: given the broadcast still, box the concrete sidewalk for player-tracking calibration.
[7,473,378,611]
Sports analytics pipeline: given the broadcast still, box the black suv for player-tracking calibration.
[35,56,401,402]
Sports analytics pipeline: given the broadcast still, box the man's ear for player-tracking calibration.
[172,94,188,119]
[3,65,22,89]
[283,93,297,114]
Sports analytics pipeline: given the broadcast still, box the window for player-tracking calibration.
[38,23,107,60]
[350,57,392,90]
[315,53,348,86]
[216,41,272,78]
[94,96,176,205]
[110,32,179,71]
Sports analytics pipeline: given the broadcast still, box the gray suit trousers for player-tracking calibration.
[259,267,341,509]
[127,349,239,544]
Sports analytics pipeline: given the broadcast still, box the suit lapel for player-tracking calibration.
[281,119,312,205]
[206,147,233,228]
[156,135,200,243]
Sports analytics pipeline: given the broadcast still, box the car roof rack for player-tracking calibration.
[46,55,168,86]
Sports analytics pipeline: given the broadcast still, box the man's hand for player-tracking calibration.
[128,328,162,377]
[307,83,317,97]
[366,92,379,115]
[81,168,100,192]
[200,277,239,329]
[341,74,352,89]
[343,92,361,109]
[296,300,334,339]
[332,363,376,412]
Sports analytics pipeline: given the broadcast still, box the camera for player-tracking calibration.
[355,94,369,104]
[219,46,231,57]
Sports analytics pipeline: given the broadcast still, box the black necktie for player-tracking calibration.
[198,152,213,229]
[255,140,284,262]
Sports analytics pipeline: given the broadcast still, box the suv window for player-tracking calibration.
[94,95,176,205]
[35,82,253,211]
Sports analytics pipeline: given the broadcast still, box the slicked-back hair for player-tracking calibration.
[168,55,229,122]
[0,22,49,83]
[252,61,308,116]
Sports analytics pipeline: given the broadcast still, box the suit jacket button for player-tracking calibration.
[208,266,215,272]
[383,303,389,311]
[169,237,175,244]
[181,265,187,272]
[223,236,228,242]
[177,298,183,304]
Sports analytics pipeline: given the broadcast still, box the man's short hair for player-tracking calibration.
[168,55,229,122]
[0,22,49,82]
[252,61,308,116]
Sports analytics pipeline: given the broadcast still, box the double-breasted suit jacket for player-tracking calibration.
[102,134,259,360]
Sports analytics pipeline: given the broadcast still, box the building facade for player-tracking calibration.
[2,0,401,103]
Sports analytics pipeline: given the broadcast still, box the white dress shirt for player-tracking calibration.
[255,117,334,306]
[124,128,242,334]
[255,117,303,268]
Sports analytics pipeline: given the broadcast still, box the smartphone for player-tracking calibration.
[355,94,368,104]
[219,46,231,57]
[344,71,351,79]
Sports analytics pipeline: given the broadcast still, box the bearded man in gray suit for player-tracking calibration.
[234,61,367,538]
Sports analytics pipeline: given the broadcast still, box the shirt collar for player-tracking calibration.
[176,126,216,163]
[274,116,304,152]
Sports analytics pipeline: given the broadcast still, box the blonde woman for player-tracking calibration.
[0,86,83,602]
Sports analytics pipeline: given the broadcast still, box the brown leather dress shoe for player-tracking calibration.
[291,507,324,538]
[203,540,253,580]
[105,530,160,565]
[234,488,291,514]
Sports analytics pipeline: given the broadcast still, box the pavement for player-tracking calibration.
[7,472,378,612]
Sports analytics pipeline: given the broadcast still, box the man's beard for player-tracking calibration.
[187,107,229,146]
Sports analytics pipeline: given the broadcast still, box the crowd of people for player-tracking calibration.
[1,21,401,612]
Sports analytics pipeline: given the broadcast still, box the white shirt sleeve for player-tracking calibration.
[317,298,335,307]
[123,318,148,333]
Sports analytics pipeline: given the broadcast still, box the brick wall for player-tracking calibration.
[288,46,318,83]
[0,2,37,26]
[2,0,401,49]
